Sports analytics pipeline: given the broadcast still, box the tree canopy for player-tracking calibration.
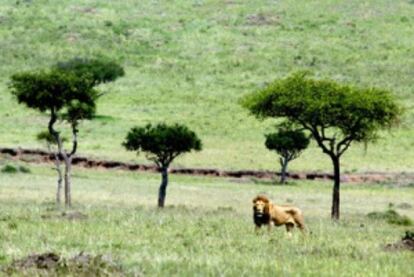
[10,69,97,115]
[123,123,202,168]
[243,72,401,150]
[265,129,310,158]
[123,123,202,208]
[265,128,310,184]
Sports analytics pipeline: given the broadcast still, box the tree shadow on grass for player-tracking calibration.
[93,114,116,122]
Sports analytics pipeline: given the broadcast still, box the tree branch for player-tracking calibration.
[309,124,334,157]
[337,136,353,156]
[48,108,66,159]
[69,122,78,157]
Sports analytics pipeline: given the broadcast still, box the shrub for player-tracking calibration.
[18,165,31,173]
[367,209,413,226]
[1,164,18,173]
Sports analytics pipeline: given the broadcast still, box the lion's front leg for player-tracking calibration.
[267,222,273,233]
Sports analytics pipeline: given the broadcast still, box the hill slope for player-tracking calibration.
[0,0,413,172]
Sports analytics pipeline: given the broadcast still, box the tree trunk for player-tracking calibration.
[55,160,63,205]
[331,156,341,220]
[158,167,168,208]
[63,156,72,208]
[48,143,62,206]
[279,157,289,184]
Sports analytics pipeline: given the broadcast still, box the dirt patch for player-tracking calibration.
[1,146,414,184]
[72,6,98,14]
[384,231,414,252]
[245,13,281,26]
[41,211,88,221]
[3,252,126,276]
[7,252,60,270]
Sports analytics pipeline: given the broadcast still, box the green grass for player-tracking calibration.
[0,0,413,172]
[0,163,413,276]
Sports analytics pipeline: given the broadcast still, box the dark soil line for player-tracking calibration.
[1,147,413,183]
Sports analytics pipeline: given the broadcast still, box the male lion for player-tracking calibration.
[252,195,305,236]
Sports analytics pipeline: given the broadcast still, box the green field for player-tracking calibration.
[0,163,413,276]
[1,0,413,172]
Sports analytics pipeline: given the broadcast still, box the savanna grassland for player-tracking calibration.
[0,0,414,172]
[1,1,414,276]
[0,163,413,276]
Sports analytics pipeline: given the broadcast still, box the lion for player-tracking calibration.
[252,195,305,236]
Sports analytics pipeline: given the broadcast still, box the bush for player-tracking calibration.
[367,209,413,226]
[403,231,414,240]
[1,164,31,174]
[18,165,31,173]
[1,165,18,173]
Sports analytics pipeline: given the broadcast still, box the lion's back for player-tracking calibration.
[279,206,305,226]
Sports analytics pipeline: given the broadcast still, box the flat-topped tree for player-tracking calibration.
[10,69,97,207]
[265,128,310,184]
[243,72,401,220]
[123,123,202,208]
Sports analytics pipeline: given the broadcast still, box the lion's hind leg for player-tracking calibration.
[286,208,306,235]
[294,214,306,235]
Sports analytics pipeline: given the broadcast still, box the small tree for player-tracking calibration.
[10,69,97,207]
[243,72,401,220]
[265,128,310,184]
[123,123,202,208]
[10,59,124,207]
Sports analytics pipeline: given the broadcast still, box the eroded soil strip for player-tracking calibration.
[1,147,413,183]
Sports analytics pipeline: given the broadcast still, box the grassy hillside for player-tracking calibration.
[0,0,413,172]
[0,163,413,275]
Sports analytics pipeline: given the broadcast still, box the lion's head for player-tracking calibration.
[252,195,270,216]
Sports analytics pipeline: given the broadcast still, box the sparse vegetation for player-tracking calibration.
[0,0,413,275]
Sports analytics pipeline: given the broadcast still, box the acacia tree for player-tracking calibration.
[265,128,310,184]
[10,59,124,207]
[123,123,202,208]
[10,70,97,207]
[243,72,401,220]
